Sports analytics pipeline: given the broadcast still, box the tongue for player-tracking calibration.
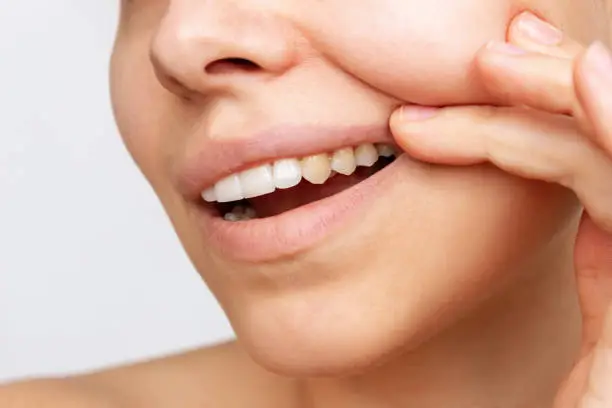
[249,167,376,218]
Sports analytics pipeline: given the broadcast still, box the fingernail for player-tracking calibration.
[485,40,526,55]
[400,105,438,121]
[515,11,563,45]
[585,41,612,80]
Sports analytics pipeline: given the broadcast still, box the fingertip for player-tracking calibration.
[471,46,517,96]
[389,105,439,133]
[388,105,435,152]
[507,11,531,45]
[389,107,404,134]
[574,42,612,157]
[388,108,412,157]
[511,11,562,46]
[507,11,582,58]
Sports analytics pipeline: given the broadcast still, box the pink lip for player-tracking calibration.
[175,124,394,200]
[193,154,406,263]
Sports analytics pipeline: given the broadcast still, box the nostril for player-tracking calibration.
[205,58,261,75]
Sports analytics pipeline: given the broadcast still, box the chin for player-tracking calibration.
[212,251,485,378]
[232,300,417,377]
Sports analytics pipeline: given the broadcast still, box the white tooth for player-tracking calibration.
[376,144,395,158]
[273,158,302,189]
[227,205,257,221]
[214,174,244,203]
[224,205,252,222]
[239,164,275,199]
[224,212,240,222]
[202,187,216,202]
[331,147,357,176]
[301,154,332,184]
[354,144,378,167]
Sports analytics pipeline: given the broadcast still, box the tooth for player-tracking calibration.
[273,158,302,189]
[244,206,257,219]
[376,144,395,158]
[331,147,357,176]
[239,164,275,199]
[354,144,378,167]
[301,154,332,184]
[231,205,246,215]
[229,206,245,221]
[224,212,240,222]
[202,187,216,202]
[214,174,244,203]
[224,204,256,222]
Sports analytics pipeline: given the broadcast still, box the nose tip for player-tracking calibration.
[150,7,299,97]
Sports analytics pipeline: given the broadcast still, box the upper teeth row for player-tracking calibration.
[202,143,396,203]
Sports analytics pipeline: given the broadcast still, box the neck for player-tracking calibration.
[302,233,581,408]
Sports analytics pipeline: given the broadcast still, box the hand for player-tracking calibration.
[389,11,612,408]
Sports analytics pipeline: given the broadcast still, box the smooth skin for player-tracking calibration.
[391,15,612,407]
[2,6,612,408]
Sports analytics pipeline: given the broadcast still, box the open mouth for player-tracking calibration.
[201,143,398,221]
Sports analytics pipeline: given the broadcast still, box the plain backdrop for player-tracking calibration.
[0,1,234,381]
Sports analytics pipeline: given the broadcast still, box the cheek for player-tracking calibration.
[302,0,514,105]
[110,39,173,187]
[304,0,606,105]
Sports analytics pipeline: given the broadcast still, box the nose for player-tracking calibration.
[150,1,300,97]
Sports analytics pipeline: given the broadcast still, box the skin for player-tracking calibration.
[2,1,612,407]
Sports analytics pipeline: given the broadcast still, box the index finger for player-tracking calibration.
[507,11,584,58]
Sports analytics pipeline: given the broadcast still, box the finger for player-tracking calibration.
[391,105,585,179]
[507,11,584,59]
[575,214,612,356]
[390,105,612,231]
[578,309,612,406]
[558,213,612,408]
[575,42,612,157]
[555,214,612,408]
[475,42,579,116]
[476,42,612,161]
[553,353,593,408]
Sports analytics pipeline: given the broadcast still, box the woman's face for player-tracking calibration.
[111,0,608,375]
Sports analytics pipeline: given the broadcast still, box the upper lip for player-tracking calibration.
[175,123,394,200]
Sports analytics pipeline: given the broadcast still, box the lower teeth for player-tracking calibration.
[223,205,257,222]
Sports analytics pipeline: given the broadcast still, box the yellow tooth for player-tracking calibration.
[354,143,378,167]
[301,154,332,184]
[331,147,357,176]
[376,144,396,158]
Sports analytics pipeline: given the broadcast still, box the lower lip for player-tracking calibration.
[195,156,407,263]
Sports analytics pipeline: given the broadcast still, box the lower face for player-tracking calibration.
[111,0,605,375]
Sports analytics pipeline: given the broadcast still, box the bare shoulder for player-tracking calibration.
[0,378,124,408]
[88,341,300,407]
[0,342,299,408]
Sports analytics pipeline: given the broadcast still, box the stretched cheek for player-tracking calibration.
[302,0,515,105]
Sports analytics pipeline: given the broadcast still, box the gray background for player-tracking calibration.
[0,1,233,381]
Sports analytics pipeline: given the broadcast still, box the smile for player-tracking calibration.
[178,124,405,262]
[203,143,397,221]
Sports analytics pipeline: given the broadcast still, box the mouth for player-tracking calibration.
[179,124,404,262]
[204,143,398,221]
